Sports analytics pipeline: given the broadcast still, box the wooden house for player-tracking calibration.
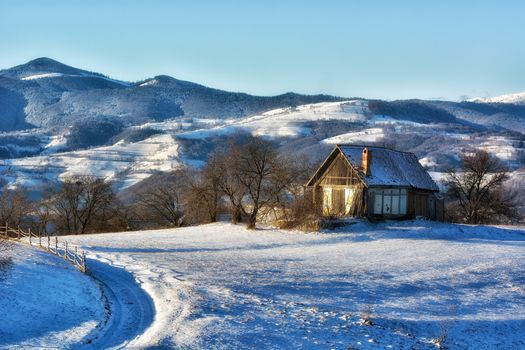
[305,145,442,220]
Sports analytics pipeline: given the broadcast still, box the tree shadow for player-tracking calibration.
[316,220,525,246]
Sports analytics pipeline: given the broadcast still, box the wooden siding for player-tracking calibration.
[313,154,366,217]
[318,153,360,187]
[407,190,435,219]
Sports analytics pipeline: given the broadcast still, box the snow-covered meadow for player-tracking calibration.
[56,221,525,349]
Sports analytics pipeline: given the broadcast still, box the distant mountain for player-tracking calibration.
[469,92,525,105]
[0,57,112,81]
[0,58,524,194]
[0,58,343,132]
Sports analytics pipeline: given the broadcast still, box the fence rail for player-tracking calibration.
[0,225,87,273]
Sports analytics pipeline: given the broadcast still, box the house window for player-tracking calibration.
[383,192,392,214]
[373,193,383,214]
[391,191,400,214]
[372,188,408,215]
[400,191,408,214]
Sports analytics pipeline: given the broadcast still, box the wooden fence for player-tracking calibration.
[0,225,87,273]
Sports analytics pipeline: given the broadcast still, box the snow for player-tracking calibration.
[139,78,159,87]
[477,136,517,160]
[368,115,425,127]
[21,72,65,80]
[322,127,384,144]
[18,71,131,86]
[42,133,68,154]
[419,156,437,168]
[469,91,525,104]
[0,243,104,348]
[62,221,525,349]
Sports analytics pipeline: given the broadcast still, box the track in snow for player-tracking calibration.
[77,259,155,349]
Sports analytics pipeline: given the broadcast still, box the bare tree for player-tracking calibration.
[185,167,221,224]
[49,175,122,234]
[214,136,304,229]
[205,149,245,224]
[131,169,188,227]
[217,136,276,229]
[444,150,517,224]
[198,136,315,229]
[0,187,32,229]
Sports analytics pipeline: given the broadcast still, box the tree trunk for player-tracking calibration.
[247,209,258,230]
[231,205,242,224]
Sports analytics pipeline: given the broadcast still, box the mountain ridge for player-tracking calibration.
[0,57,346,132]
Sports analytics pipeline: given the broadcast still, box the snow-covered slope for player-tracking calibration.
[0,243,103,348]
[2,99,524,192]
[469,91,525,104]
[0,133,181,190]
[64,221,525,349]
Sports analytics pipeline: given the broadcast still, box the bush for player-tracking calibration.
[274,189,322,231]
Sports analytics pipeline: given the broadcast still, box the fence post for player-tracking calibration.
[55,236,58,254]
[28,228,31,245]
[65,241,68,260]
[82,251,86,272]
[39,231,42,247]
[74,246,78,265]
[47,234,50,251]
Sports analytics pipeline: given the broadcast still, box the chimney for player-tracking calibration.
[362,147,371,176]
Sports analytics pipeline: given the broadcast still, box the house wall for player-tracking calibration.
[408,190,435,218]
[367,188,441,220]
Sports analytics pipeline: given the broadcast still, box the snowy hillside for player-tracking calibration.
[56,221,525,349]
[0,133,181,190]
[1,99,524,192]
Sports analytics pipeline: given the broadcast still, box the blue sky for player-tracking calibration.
[1,0,524,100]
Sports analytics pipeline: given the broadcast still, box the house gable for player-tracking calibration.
[317,153,363,187]
[305,147,366,187]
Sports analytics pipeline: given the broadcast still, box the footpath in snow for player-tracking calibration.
[64,220,525,349]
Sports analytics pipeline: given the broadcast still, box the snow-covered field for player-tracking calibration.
[0,243,103,348]
[54,221,525,349]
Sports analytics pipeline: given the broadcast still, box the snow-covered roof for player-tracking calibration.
[338,145,439,191]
